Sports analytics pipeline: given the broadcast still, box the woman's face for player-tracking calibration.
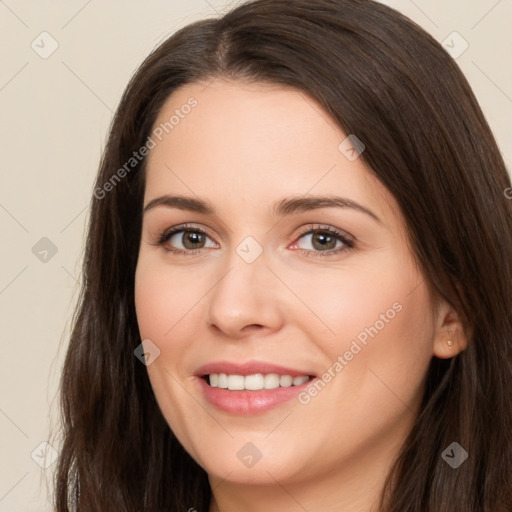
[134,79,457,496]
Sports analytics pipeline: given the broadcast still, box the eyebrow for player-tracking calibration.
[143,194,382,224]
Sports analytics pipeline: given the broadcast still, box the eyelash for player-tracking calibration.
[152,223,355,258]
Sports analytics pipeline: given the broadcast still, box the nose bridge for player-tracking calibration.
[206,235,282,335]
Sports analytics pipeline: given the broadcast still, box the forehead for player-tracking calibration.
[143,78,395,224]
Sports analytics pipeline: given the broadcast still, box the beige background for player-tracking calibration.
[0,0,510,510]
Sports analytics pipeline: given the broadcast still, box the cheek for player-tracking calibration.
[134,260,206,457]
[134,262,191,401]
[287,255,426,354]
[289,253,434,406]
[134,258,205,341]
[291,275,434,457]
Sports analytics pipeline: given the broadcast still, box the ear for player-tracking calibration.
[432,298,468,359]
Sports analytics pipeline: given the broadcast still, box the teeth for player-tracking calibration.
[227,375,244,390]
[292,376,309,386]
[280,375,293,387]
[207,373,311,390]
[217,373,228,388]
[264,373,280,389]
[245,373,265,390]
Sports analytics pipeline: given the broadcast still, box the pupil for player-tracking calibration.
[180,231,337,251]
[313,232,335,250]
[184,231,204,249]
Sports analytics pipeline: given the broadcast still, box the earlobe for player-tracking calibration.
[432,303,468,359]
[433,334,461,359]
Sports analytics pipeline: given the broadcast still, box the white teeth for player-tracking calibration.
[292,376,309,386]
[245,373,264,390]
[207,373,311,390]
[280,375,293,387]
[264,373,280,389]
[217,373,228,388]
[227,375,245,390]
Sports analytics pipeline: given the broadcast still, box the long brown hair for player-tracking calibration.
[53,0,512,510]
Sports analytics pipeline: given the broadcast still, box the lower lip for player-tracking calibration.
[196,376,316,415]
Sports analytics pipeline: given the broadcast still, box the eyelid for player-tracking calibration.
[155,223,218,245]
[153,222,356,256]
[291,224,355,244]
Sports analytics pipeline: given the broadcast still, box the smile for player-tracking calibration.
[206,373,311,390]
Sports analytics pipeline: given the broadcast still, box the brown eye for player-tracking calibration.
[294,229,351,253]
[157,225,218,254]
[174,230,206,250]
[289,225,355,258]
[309,231,338,251]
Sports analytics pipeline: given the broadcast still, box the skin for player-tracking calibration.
[134,78,467,512]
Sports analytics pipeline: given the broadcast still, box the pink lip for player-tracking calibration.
[193,360,317,416]
[195,375,316,415]
[194,360,315,378]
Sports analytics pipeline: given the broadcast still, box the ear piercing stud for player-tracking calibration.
[447,339,454,347]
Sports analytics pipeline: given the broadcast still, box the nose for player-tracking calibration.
[205,249,284,339]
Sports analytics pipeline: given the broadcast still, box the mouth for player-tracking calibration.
[202,373,315,391]
[194,361,318,415]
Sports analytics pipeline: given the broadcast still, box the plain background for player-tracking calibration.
[0,0,511,510]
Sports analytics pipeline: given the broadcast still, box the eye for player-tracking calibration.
[151,223,355,258]
[290,225,355,257]
[154,224,218,254]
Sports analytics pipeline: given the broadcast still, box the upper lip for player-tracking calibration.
[194,360,316,377]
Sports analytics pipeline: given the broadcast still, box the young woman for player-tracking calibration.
[53,0,512,510]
